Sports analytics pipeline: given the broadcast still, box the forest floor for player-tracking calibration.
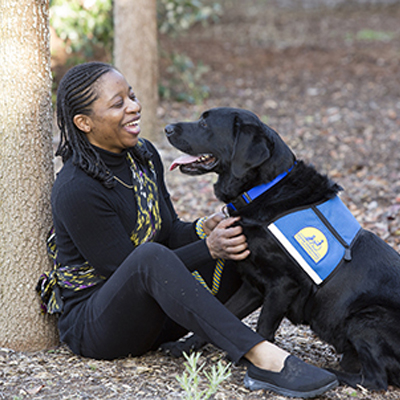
[2,0,400,399]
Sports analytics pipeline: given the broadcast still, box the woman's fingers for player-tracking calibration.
[225,236,248,250]
[227,248,251,261]
[217,216,240,229]
[214,243,250,260]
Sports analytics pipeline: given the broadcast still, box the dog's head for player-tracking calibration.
[165,107,296,202]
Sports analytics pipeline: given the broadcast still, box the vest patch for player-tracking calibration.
[268,196,361,285]
[294,227,328,263]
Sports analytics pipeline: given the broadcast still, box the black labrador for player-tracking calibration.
[164,107,400,391]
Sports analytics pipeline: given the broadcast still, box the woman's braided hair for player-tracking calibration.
[56,61,116,188]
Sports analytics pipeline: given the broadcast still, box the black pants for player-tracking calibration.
[79,242,264,361]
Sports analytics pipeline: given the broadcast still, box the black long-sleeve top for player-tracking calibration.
[51,140,213,348]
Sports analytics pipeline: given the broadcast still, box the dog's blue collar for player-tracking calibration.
[226,162,297,213]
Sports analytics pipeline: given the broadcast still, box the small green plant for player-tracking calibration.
[345,29,394,43]
[176,352,232,400]
[356,29,393,41]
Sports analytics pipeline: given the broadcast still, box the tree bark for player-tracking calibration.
[113,0,160,142]
[0,0,58,350]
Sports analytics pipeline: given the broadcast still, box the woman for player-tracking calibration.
[37,62,338,398]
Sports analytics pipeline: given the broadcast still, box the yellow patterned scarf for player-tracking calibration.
[127,151,161,246]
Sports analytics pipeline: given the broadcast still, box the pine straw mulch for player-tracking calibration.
[2,0,400,399]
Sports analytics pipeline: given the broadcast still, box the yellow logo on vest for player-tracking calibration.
[294,227,328,263]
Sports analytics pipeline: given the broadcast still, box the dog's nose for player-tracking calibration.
[165,124,175,137]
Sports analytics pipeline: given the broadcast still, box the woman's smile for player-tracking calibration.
[123,118,141,136]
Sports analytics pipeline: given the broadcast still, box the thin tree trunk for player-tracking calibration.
[0,0,58,350]
[114,0,160,142]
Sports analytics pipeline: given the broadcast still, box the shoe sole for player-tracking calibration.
[244,373,339,398]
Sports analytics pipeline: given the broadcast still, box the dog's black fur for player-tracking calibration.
[165,107,400,391]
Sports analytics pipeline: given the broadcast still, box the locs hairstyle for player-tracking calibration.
[56,61,116,188]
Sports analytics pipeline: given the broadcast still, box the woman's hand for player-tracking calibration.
[205,217,250,261]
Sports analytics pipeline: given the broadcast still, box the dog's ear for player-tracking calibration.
[231,115,271,179]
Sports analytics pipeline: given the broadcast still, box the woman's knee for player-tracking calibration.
[120,242,188,294]
[123,242,181,276]
[130,242,172,263]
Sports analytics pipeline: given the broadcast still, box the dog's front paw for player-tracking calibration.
[160,334,207,357]
[339,350,361,373]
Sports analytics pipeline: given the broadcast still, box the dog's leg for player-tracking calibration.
[256,281,300,342]
[256,304,284,342]
[333,311,400,390]
[160,281,263,357]
[346,338,389,390]
[339,343,361,373]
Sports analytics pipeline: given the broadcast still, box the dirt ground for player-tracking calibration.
[2,0,400,399]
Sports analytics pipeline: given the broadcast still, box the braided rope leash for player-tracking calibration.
[194,217,226,295]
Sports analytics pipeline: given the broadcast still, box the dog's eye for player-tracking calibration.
[199,118,208,128]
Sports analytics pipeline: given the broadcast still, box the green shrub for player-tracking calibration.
[157,0,221,34]
[50,0,113,56]
[160,53,210,104]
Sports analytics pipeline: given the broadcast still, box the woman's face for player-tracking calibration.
[76,69,142,153]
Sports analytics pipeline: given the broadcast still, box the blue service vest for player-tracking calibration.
[268,196,361,285]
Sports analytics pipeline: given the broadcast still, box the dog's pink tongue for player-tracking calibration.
[170,155,199,171]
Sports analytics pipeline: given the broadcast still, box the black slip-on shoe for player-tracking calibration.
[244,355,338,398]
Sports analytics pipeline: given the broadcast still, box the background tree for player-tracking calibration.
[113,0,159,141]
[49,0,221,141]
[0,0,58,350]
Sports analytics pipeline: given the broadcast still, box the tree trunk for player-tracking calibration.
[0,0,58,350]
[113,0,160,142]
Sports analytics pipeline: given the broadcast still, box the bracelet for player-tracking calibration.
[195,217,208,239]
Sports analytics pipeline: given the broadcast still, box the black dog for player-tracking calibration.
[165,107,400,391]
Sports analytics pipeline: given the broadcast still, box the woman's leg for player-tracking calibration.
[150,258,243,351]
[78,242,338,397]
[80,242,262,361]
